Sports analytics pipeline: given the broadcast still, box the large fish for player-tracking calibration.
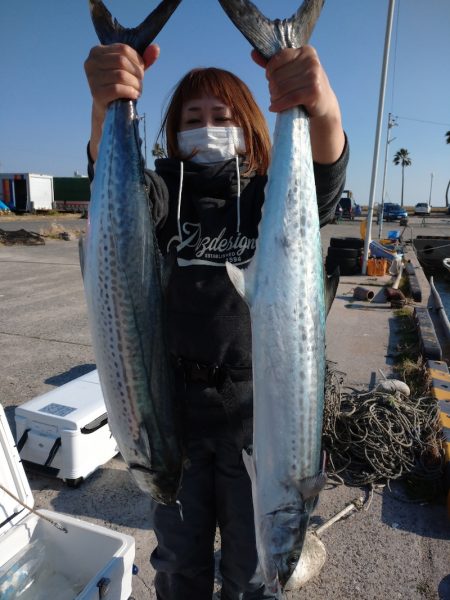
[218,0,332,594]
[83,0,183,505]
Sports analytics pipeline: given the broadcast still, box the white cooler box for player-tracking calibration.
[0,404,135,599]
[14,370,118,486]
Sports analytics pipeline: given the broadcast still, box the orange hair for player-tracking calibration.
[158,67,271,176]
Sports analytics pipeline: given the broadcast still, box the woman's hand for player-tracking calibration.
[85,43,159,161]
[252,46,345,165]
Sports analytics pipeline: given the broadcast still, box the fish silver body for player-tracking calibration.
[83,0,184,505]
[219,0,327,593]
[84,101,182,504]
[83,101,183,505]
[227,107,326,592]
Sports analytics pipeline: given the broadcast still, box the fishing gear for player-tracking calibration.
[323,365,444,490]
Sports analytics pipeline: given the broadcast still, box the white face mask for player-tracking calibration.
[177,126,246,164]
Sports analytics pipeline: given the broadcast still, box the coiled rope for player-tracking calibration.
[323,366,444,489]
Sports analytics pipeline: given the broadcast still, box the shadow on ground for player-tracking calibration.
[438,574,450,600]
[26,461,154,530]
[45,363,96,387]
[380,482,450,540]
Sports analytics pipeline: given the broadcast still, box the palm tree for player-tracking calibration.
[445,131,450,207]
[393,148,412,207]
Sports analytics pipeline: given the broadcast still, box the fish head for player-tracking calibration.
[260,505,311,591]
[267,469,327,588]
[129,464,181,505]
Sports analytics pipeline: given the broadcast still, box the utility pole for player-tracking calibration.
[428,172,433,207]
[362,0,396,274]
[378,112,397,239]
[138,113,148,167]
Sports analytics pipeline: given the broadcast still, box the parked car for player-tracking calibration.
[338,196,357,220]
[381,203,408,222]
[414,202,431,215]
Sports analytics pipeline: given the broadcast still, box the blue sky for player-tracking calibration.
[1,0,449,206]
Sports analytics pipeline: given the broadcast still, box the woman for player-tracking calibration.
[85,42,348,600]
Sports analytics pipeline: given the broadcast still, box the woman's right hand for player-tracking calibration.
[85,43,159,161]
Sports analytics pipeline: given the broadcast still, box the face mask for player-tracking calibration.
[177,126,246,164]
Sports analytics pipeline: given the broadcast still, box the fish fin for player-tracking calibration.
[78,235,85,279]
[296,471,327,502]
[88,0,182,55]
[242,448,257,483]
[217,0,324,59]
[324,266,340,318]
[226,261,246,299]
[225,261,256,306]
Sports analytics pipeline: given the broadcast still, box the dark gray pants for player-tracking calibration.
[150,433,275,599]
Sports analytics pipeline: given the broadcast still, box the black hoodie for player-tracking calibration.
[144,142,349,369]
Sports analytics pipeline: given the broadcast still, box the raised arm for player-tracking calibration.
[84,43,160,161]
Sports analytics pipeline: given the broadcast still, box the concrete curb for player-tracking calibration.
[404,260,422,302]
[427,360,450,517]
[414,307,442,361]
[404,248,444,360]
[405,249,449,513]
[403,246,427,302]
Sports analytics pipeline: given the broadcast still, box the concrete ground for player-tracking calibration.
[0,212,449,600]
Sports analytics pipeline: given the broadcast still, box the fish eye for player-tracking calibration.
[288,553,300,567]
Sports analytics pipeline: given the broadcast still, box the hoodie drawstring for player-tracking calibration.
[176,160,184,244]
[235,156,241,234]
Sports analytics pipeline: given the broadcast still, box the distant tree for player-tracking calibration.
[393,148,412,207]
[152,143,166,159]
[446,131,450,207]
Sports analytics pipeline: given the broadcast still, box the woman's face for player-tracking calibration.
[179,95,238,132]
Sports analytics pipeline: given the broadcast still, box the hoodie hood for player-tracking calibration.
[155,156,252,200]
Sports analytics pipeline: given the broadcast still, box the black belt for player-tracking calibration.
[173,357,252,387]
[172,357,253,451]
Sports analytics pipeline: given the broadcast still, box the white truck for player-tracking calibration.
[0,173,54,212]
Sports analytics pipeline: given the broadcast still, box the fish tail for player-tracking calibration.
[217,0,324,59]
[88,0,182,55]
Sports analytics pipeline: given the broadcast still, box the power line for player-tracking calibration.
[388,1,450,132]
[395,116,450,127]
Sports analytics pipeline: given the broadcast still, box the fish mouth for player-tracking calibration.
[262,509,310,590]
[129,463,181,505]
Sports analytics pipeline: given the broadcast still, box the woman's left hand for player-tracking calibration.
[252,46,345,164]
[252,46,335,116]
